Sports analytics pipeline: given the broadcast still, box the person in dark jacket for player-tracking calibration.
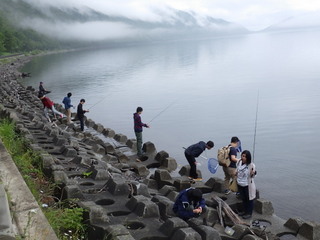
[185,140,214,180]
[62,92,73,124]
[77,99,89,131]
[39,81,50,95]
[133,107,149,157]
[173,188,206,220]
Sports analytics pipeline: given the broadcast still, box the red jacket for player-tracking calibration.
[41,97,54,108]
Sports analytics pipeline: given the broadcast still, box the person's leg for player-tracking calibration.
[185,152,197,179]
[228,167,237,186]
[237,185,246,215]
[242,186,252,218]
[79,117,84,131]
[66,108,71,123]
[248,199,254,215]
[135,132,143,156]
[223,166,231,190]
[43,108,51,122]
[51,106,64,118]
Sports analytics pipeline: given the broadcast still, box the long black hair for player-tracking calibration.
[242,150,252,165]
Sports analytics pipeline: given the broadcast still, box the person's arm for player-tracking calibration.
[135,114,147,127]
[140,117,149,128]
[190,143,203,157]
[66,98,71,109]
[230,147,239,163]
[194,198,206,213]
[176,201,197,219]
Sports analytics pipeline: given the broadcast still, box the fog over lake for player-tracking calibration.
[21,29,320,222]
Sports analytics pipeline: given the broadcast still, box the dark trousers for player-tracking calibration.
[185,152,197,179]
[238,185,254,215]
[79,116,84,131]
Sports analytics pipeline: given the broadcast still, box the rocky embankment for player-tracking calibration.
[0,55,319,240]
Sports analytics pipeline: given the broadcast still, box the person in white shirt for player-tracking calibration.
[236,150,257,219]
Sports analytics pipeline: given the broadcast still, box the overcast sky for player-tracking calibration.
[28,0,320,30]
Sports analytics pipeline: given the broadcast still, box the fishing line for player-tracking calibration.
[87,94,110,110]
[147,100,177,124]
[252,91,259,162]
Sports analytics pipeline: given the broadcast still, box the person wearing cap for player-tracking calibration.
[62,92,73,124]
[38,93,64,122]
[184,141,214,181]
[77,99,89,131]
[173,188,206,220]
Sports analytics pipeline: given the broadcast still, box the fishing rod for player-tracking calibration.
[147,100,177,124]
[86,95,110,110]
[252,91,259,162]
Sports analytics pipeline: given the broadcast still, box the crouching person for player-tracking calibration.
[173,188,206,221]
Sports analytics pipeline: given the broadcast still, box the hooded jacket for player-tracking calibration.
[172,188,206,220]
[133,112,147,132]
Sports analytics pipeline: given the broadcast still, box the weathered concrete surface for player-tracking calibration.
[0,140,58,240]
[0,184,15,240]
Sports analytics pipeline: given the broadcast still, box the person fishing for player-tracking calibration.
[184,140,214,181]
[38,93,64,122]
[236,150,257,219]
[38,81,50,95]
[62,92,73,124]
[77,99,89,131]
[173,188,206,221]
[133,107,149,157]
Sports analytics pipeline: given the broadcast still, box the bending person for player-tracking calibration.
[39,93,64,122]
[184,141,214,181]
[173,188,206,221]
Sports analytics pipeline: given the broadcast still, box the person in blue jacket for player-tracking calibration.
[173,188,206,220]
[185,141,214,180]
[62,92,73,124]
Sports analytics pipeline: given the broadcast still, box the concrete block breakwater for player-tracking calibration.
[0,56,319,240]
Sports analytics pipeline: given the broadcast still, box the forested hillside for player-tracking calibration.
[0,12,61,54]
[0,0,248,55]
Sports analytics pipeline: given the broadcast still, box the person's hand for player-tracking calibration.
[193,207,202,214]
[146,124,150,128]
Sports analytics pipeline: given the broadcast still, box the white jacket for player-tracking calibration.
[248,163,257,200]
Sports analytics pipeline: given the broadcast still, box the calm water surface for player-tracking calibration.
[20,30,320,222]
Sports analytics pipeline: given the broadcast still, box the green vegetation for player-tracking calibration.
[0,119,87,239]
[0,12,61,55]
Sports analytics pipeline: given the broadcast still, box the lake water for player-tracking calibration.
[20,29,320,222]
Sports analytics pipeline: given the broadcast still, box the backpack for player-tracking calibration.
[217,145,231,166]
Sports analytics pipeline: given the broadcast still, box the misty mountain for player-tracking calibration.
[264,11,320,32]
[1,0,248,43]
